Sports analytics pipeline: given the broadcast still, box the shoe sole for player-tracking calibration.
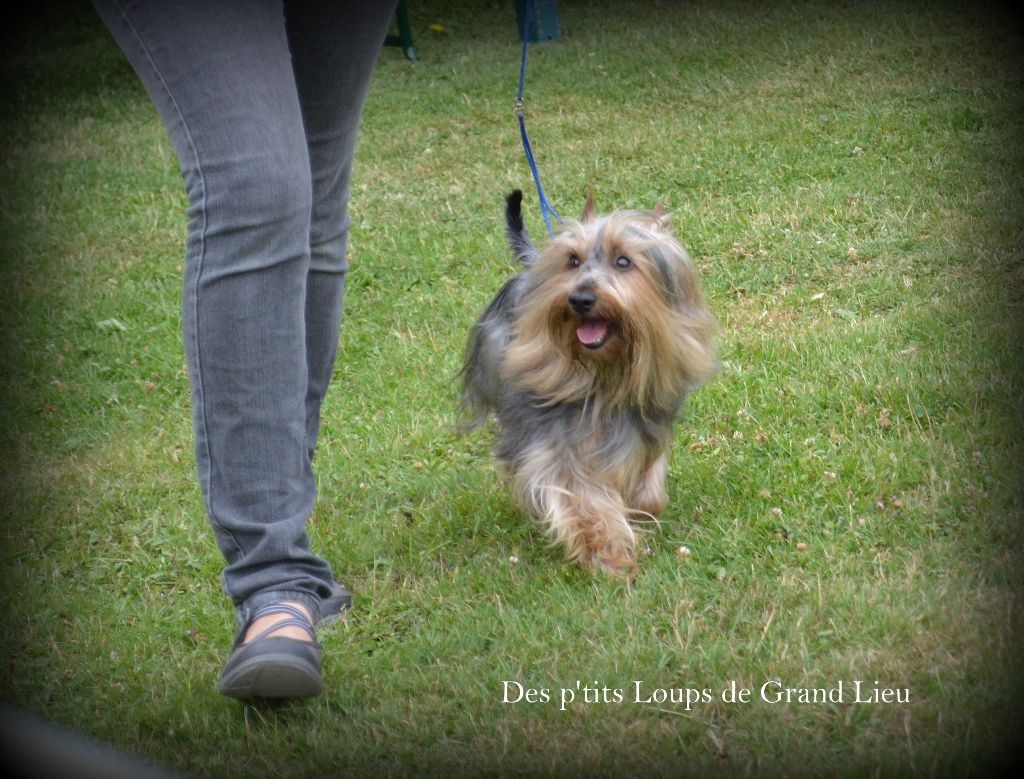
[219,652,322,699]
[218,638,323,700]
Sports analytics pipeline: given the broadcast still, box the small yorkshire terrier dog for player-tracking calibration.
[462,190,717,575]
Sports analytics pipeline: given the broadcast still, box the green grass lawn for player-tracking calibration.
[2,1,1022,776]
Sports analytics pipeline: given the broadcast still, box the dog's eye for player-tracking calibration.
[569,255,581,268]
[615,256,632,269]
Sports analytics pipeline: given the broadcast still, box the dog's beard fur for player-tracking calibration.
[462,190,717,575]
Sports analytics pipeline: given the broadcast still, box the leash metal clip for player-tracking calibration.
[514,98,525,118]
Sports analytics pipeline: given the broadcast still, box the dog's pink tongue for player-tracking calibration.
[577,320,609,346]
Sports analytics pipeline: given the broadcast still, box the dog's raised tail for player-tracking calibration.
[505,190,538,265]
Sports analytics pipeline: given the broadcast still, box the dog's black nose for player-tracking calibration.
[569,290,596,314]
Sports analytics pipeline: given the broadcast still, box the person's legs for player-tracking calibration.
[92,0,334,631]
[281,0,398,628]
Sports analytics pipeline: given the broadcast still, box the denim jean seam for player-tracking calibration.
[108,0,241,564]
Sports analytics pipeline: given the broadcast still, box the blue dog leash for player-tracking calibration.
[516,0,561,236]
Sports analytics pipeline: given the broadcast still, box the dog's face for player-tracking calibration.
[505,205,717,411]
[536,210,682,363]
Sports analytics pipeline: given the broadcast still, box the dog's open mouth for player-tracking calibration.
[576,318,615,349]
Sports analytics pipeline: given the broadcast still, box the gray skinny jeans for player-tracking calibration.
[93,0,398,632]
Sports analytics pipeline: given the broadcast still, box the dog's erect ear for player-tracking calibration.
[651,203,669,231]
[581,186,596,223]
